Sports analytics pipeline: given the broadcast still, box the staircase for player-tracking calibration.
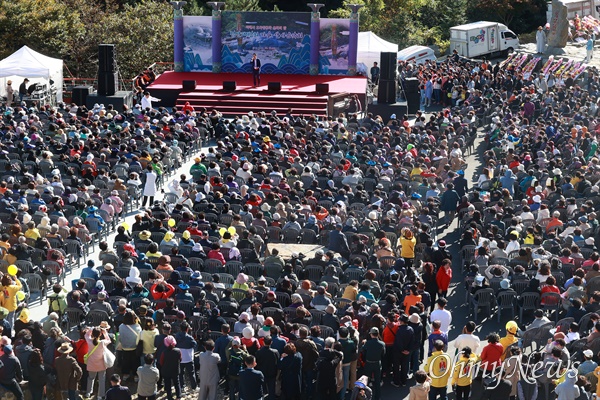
[176,90,329,117]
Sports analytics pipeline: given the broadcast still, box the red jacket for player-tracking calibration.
[436,266,452,292]
[150,282,175,300]
[480,342,504,371]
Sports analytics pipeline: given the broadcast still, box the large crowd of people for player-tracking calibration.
[0,50,600,400]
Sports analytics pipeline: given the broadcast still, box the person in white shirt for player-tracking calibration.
[141,91,161,110]
[505,233,520,254]
[454,321,481,355]
[430,298,452,334]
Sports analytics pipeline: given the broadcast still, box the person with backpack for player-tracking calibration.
[159,335,182,400]
[226,337,250,400]
[47,283,67,318]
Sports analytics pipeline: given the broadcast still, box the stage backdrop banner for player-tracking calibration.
[220,11,311,74]
[183,16,213,72]
[319,18,350,75]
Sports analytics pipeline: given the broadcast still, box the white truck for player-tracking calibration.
[449,21,520,58]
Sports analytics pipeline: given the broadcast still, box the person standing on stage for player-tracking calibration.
[251,53,261,87]
[371,62,380,86]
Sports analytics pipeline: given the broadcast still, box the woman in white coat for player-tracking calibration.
[536,26,546,54]
[142,164,157,207]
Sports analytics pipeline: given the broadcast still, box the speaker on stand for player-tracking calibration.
[380,52,397,80]
[402,77,420,115]
[97,44,119,96]
[72,86,93,106]
[98,44,116,73]
[377,80,397,104]
[98,72,118,96]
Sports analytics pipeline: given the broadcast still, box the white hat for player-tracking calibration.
[586,237,595,246]
[584,349,594,358]
[532,195,542,203]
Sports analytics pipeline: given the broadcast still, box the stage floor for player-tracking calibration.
[148,71,368,95]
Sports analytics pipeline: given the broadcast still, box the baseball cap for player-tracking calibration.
[369,327,379,335]
[584,349,594,358]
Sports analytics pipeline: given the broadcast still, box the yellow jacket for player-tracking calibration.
[451,354,478,387]
[2,278,22,312]
[499,333,518,360]
[424,350,452,388]
[400,237,416,259]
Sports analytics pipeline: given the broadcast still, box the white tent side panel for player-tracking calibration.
[357,31,399,70]
[0,46,63,103]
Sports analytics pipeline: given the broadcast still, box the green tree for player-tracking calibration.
[467,0,547,33]
[97,1,174,79]
[328,0,385,35]
[225,0,262,11]
[0,0,84,61]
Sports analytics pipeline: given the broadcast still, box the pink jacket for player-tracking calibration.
[85,329,111,372]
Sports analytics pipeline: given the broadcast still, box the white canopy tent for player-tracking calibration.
[357,31,399,74]
[0,46,63,103]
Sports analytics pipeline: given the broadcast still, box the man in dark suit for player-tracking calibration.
[251,53,261,87]
[238,355,264,400]
[255,336,279,399]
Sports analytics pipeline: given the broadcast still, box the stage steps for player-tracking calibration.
[176,91,329,117]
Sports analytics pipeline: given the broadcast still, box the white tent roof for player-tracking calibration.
[0,46,63,102]
[357,31,399,70]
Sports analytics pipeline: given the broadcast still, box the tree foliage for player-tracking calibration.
[0,0,546,83]
[0,0,172,80]
[467,0,547,34]
[0,0,84,61]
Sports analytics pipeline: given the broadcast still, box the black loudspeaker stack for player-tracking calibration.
[98,44,118,96]
[377,80,396,104]
[223,81,237,91]
[268,82,281,92]
[315,83,329,95]
[182,80,197,91]
[72,86,93,106]
[98,44,116,72]
[380,52,397,80]
[98,73,118,97]
[403,77,420,115]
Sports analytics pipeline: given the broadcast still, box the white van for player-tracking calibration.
[397,45,436,65]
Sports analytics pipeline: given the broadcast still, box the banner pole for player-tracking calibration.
[170,1,187,72]
[208,2,226,73]
[347,4,363,76]
[308,4,324,75]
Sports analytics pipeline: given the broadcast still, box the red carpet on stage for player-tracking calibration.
[147,71,368,117]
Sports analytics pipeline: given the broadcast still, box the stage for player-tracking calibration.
[147,71,368,117]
